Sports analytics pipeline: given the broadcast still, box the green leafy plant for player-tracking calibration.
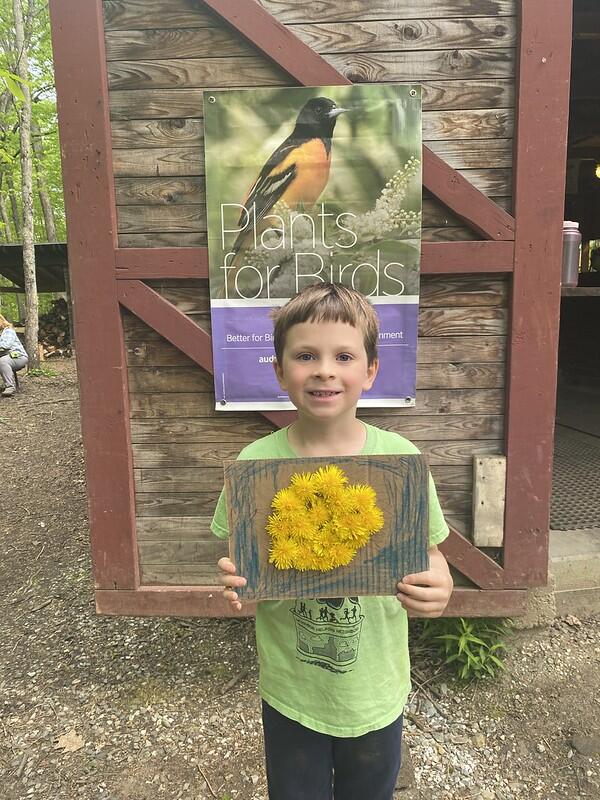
[27,365,57,378]
[420,617,511,681]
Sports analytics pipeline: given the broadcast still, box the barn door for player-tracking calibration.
[49,0,572,617]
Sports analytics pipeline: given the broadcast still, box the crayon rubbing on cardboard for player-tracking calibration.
[224,454,429,601]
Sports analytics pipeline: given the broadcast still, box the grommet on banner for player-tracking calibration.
[208,95,216,103]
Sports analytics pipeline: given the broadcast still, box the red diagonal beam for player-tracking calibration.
[439,526,505,589]
[117,279,296,429]
[201,0,515,242]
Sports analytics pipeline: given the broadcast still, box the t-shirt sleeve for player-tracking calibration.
[428,472,449,547]
[210,486,229,539]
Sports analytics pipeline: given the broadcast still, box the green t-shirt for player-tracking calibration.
[211,422,449,737]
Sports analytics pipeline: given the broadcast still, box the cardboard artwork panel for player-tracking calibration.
[224,454,429,600]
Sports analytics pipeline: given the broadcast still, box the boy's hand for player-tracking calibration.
[396,546,453,617]
[217,557,247,612]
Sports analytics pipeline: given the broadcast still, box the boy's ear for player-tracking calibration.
[363,358,379,391]
[273,358,286,390]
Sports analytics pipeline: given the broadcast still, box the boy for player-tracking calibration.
[211,283,453,800]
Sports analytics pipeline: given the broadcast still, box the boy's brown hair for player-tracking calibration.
[271,283,379,365]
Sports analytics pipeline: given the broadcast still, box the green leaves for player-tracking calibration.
[0,68,29,101]
[420,617,511,682]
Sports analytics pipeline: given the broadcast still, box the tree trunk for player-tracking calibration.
[13,0,39,367]
[31,121,57,242]
[6,173,21,237]
[0,194,12,240]
[0,175,13,241]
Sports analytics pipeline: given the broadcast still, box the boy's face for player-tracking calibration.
[274,320,378,422]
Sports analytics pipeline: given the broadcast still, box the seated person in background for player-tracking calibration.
[0,314,28,397]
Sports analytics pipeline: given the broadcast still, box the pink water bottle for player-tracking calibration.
[562,221,581,287]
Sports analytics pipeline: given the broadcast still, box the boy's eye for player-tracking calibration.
[337,353,353,362]
[297,353,314,361]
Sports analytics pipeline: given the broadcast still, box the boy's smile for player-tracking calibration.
[274,320,378,423]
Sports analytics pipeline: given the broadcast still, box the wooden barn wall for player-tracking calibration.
[102,0,515,586]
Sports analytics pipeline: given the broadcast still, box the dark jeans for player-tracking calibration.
[262,701,403,800]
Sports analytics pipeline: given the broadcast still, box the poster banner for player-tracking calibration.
[203,84,422,411]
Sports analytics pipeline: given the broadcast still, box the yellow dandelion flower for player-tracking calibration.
[308,497,330,527]
[269,537,300,570]
[313,465,348,497]
[359,505,385,533]
[272,487,304,515]
[290,471,318,502]
[293,545,321,572]
[328,540,356,568]
[293,517,318,542]
[346,483,377,507]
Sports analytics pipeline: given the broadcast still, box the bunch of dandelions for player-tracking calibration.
[267,465,384,572]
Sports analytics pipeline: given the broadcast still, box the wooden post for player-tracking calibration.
[503,0,573,587]
[48,0,138,589]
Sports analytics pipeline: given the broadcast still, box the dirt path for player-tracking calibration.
[1,359,599,800]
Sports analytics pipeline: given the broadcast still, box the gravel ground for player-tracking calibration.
[1,358,599,800]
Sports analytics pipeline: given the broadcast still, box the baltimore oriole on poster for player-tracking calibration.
[227,96,347,271]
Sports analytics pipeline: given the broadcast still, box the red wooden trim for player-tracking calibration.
[422,241,514,273]
[203,0,347,87]
[95,586,526,618]
[503,0,573,588]
[115,247,209,279]
[113,242,513,280]
[439,527,505,590]
[118,279,214,369]
[444,589,527,618]
[117,279,296,429]
[201,0,515,242]
[48,0,138,590]
[423,150,515,241]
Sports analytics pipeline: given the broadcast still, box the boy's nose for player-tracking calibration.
[313,359,336,378]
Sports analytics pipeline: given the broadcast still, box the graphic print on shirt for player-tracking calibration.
[290,598,364,673]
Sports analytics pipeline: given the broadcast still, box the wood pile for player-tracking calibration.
[39,298,71,357]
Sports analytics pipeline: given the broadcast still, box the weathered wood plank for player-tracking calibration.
[110,109,514,150]
[113,143,510,201]
[115,200,512,250]
[107,50,514,91]
[114,172,511,236]
[125,335,507,370]
[123,305,507,340]
[130,414,504,444]
[107,56,286,90]
[417,336,506,363]
[109,81,515,120]
[113,148,204,177]
[135,463,472,495]
[136,491,221,516]
[418,308,507,337]
[138,539,226,563]
[105,18,517,61]
[103,1,517,31]
[129,367,212,393]
[137,515,214,538]
[127,361,504,394]
[128,277,508,314]
[128,388,504,425]
[113,179,510,223]
[472,456,506,547]
[139,564,220,584]
[134,486,471,517]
